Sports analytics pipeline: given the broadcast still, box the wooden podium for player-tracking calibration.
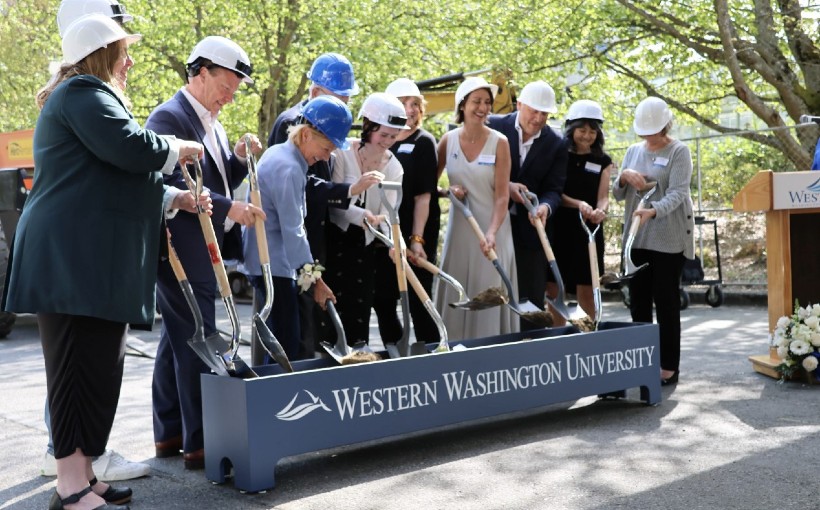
[733,170,820,378]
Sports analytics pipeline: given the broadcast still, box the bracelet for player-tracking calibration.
[409,235,425,246]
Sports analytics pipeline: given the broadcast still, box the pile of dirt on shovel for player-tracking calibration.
[570,315,595,332]
[469,287,508,308]
[341,351,383,365]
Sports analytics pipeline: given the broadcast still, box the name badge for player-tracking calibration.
[477,154,496,166]
[653,156,669,167]
[397,143,414,154]
[584,162,602,173]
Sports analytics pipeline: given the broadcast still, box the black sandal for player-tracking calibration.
[90,477,132,504]
[48,486,130,510]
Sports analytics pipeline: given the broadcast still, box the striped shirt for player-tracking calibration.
[613,139,695,259]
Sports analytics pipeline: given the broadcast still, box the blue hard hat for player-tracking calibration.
[301,96,353,149]
[306,53,360,97]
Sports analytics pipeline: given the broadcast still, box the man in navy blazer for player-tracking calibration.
[488,81,567,331]
[145,36,265,469]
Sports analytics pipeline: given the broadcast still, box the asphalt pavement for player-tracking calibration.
[2,294,818,510]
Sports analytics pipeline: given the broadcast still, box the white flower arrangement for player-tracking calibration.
[773,302,820,382]
[296,261,325,293]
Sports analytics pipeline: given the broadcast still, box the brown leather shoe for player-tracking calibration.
[183,449,204,470]
[155,436,183,458]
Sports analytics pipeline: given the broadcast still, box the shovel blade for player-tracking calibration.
[410,341,429,356]
[320,341,348,364]
[545,296,571,321]
[448,299,503,311]
[384,343,401,359]
[228,356,259,379]
[513,298,542,314]
[188,332,257,378]
[253,315,294,373]
[187,333,230,377]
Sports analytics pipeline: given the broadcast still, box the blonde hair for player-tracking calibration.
[288,124,330,148]
[36,39,130,110]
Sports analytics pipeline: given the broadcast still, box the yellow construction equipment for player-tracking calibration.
[416,68,517,116]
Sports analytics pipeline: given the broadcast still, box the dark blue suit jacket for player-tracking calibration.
[488,113,568,250]
[268,100,350,264]
[146,90,248,284]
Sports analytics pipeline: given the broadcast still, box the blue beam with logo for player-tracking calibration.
[201,321,660,492]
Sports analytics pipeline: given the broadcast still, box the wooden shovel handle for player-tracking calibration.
[413,257,440,276]
[404,261,429,302]
[166,235,187,283]
[534,219,556,262]
[391,222,408,292]
[198,213,232,299]
[588,240,600,291]
[249,189,270,265]
[465,216,498,261]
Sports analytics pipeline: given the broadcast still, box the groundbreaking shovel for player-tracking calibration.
[518,190,571,321]
[622,182,658,278]
[320,299,351,362]
[363,220,471,309]
[243,137,293,373]
[378,181,428,357]
[578,210,603,330]
[181,159,257,378]
[320,299,380,363]
[448,191,552,327]
[404,260,449,353]
[362,220,449,353]
[166,233,229,377]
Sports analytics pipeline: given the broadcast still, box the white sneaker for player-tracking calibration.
[41,450,151,481]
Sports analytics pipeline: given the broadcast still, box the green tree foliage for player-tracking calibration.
[1,0,817,171]
[574,0,820,169]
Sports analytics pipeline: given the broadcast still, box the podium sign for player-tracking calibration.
[772,172,820,210]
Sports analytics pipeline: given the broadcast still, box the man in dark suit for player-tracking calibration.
[145,36,265,469]
[488,80,568,331]
[268,53,380,359]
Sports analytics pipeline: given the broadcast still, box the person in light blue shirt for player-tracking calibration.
[812,141,820,170]
[243,96,354,360]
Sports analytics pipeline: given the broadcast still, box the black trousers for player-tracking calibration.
[628,249,685,372]
[324,225,377,344]
[372,245,440,345]
[513,245,548,331]
[39,312,127,459]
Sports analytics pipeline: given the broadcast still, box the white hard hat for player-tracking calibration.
[187,36,253,84]
[566,99,604,123]
[57,0,133,37]
[518,80,557,113]
[62,13,140,65]
[633,97,672,135]
[385,78,422,99]
[455,76,498,109]
[358,92,410,130]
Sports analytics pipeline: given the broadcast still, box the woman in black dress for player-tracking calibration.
[551,100,614,322]
[372,78,441,345]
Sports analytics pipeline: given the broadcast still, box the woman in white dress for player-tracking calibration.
[326,92,406,344]
[435,77,519,340]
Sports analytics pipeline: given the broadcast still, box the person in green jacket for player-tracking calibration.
[3,14,203,510]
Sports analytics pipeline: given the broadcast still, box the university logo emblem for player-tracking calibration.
[275,390,331,421]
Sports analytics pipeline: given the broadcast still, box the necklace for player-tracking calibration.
[461,129,483,145]
[356,147,385,172]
